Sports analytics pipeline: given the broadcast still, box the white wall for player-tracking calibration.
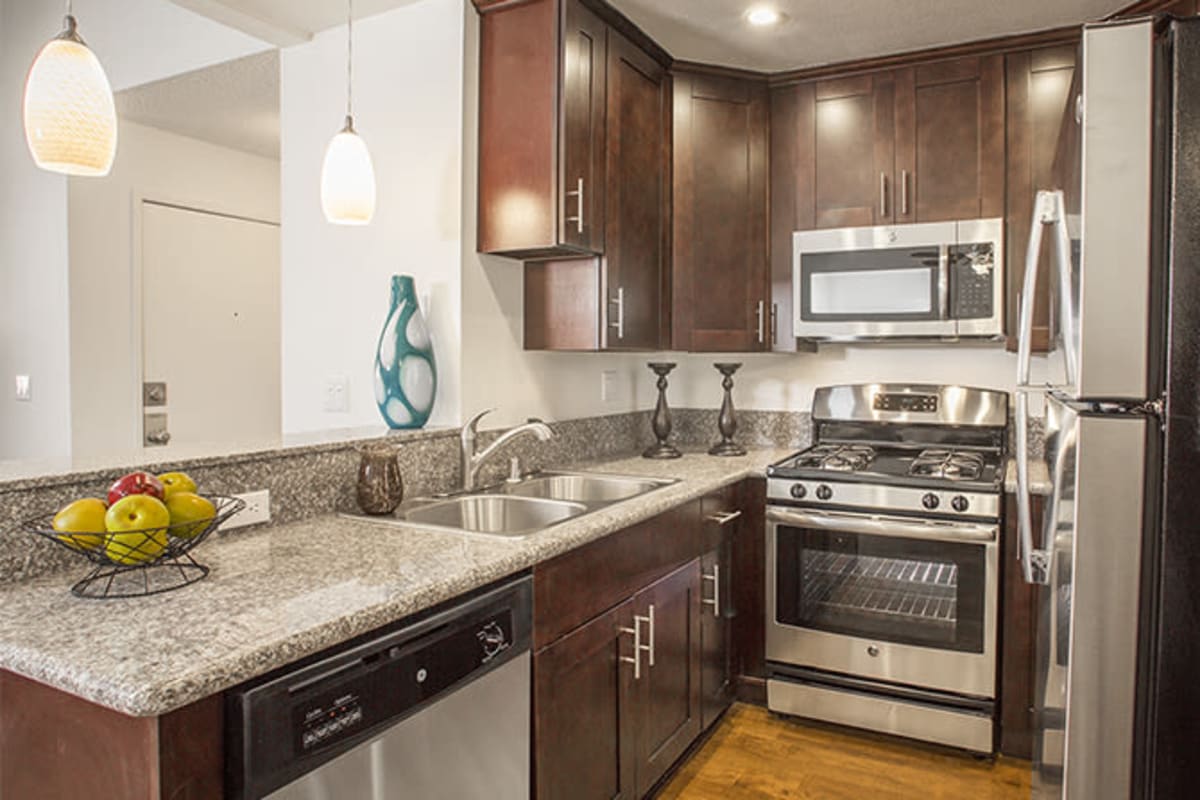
[0,0,72,461]
[281,0,464,433]
[68,121,280,459]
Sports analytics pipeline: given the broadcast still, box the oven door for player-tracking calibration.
[766,507,998,699]
[792,222,957,340]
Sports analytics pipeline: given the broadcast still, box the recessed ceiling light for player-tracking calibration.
[746,6,783,27]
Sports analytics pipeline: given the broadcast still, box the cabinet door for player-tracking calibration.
[699,547,733,729]
[1005,45,1078,352]
[672,71,769,352]
[632,560,702,797]
[534,601,637,800]
[603,30,668,350]
[810,73,897,229]
[560,0,607,253]
[894,55,1005,223]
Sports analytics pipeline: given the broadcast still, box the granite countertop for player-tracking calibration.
[0,448,792,718]
[1004,457,1053,496]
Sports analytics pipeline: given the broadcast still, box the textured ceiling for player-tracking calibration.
[116,50,280,159]
[607,0,1131,72]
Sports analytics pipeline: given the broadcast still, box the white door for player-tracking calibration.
[141,201,280,450]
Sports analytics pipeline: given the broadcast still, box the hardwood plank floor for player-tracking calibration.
[656,704,1030,799]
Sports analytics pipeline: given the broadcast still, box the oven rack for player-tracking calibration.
[804,551,959,588]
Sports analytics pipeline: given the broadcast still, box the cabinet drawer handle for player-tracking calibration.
[705,510,742,526]
[770,302,778,346]
[618,619,642,680]
[565,177,584,234]
[701,564,720,618]
[608,287,625,340]
[756,301,765,345]
[634,605,655,668]
[901,169,910,216]
[880,172,888,217]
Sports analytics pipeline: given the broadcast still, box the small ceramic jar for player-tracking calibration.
[356,447,404,515]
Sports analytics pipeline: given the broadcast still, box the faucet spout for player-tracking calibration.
[460,411,555,491]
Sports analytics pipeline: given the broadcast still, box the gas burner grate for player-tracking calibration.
[794,444,877,472]
[909,449,986,481]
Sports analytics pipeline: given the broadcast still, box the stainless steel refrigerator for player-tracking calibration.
[1014,15,1200,800]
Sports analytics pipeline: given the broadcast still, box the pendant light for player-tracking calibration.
[23,1,117,177]
[321,0,376,225]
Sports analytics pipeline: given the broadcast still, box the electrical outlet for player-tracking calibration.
[601,370,618,403]
[226,489,270,530]
[14,375,31,402]
[323,376,349,413]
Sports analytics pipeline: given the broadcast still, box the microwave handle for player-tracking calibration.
[937,245,950,320]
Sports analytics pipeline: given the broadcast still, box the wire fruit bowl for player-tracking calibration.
[21,495,245,599]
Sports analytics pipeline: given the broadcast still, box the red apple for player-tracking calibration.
[107,471,165,506]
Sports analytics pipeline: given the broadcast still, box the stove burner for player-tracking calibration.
[795,444,876,472]
[909,449,986,481]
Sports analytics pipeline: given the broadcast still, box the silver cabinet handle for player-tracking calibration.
[880,172,888,217]
[701,564,720,617]
[565,177,584,234]
[618,618,642,680]
[635,605,655,668]
[770,303,779,346]
[608,287,625,340]
[901,169,910,216]
[705,509,742,526]
[756,300,765,345]
[146,430,171,445]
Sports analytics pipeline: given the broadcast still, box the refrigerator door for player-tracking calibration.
[1033,396,1148,800]
[1047,20,1156,401]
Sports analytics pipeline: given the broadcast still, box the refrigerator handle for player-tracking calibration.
[1017,191,1055,387]
[1051,199,1079,388]
[1015,390,1046,585]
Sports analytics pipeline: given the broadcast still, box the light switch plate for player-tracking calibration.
[14,375,30,402]
[601,370,618,403]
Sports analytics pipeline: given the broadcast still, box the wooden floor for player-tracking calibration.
[656,704,1030,800]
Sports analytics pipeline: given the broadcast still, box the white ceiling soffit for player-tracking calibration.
[168,0,426,45]
[116,50,281,159]
[607,0,1131,72]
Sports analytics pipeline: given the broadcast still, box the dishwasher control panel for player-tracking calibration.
[226,575,533,800]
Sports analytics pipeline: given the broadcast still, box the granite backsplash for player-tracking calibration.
[0,404,1042,586]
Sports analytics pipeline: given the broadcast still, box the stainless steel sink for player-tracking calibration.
[504,473,669,503]
[400,494,587,537]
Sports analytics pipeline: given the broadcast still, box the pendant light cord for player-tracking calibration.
[346,0,354,121]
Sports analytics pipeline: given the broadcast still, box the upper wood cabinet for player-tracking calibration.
[895,55,1006,223]
[1005,45,1078,352]
[478,0,606,259]
[672,70,770,352]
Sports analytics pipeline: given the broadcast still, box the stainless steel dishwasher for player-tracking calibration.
[226,575,531,799]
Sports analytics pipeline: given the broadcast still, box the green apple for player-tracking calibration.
[104,495,170,565]
[52,497,107,551]
[158,471,198,499]
[165,492,215,539]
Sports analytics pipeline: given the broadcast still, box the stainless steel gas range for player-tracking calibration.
[765,383,1007,753]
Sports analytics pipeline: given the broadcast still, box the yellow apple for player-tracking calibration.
[51,497,107,551]
[165,492,216,539]
[104,495,170,565]
[158,471,198,499]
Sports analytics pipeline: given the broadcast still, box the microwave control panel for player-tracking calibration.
[949,244,995,320]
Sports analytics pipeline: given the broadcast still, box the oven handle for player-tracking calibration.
[766,507,997,545]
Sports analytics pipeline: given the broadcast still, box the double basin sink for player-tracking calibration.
[372,472,675,538]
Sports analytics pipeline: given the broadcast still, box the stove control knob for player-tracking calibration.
[922,493,940,510]
[789,484,807,500]
[816,485,833,501]
[951,496,969,513]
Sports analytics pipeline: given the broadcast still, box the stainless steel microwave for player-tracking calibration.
[792,219,1004,341]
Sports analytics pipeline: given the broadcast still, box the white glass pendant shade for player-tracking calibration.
[23,17,117,177]
[321,117,376,225]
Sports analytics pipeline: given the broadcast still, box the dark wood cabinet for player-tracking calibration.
[1005,45,1078,352]
[1000,491,1045,760]
[478,0,605,259]
[601,29,670,350]
[893,55,1006,223]
[534,601,637,799]
[632,561,702,797]
[698,490,739,728]
[671,70,770,353]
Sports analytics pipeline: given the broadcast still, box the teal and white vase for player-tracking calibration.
[374,275,437,429]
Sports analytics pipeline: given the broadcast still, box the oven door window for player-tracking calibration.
[800,247,941,322]
[775,525,986,653]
